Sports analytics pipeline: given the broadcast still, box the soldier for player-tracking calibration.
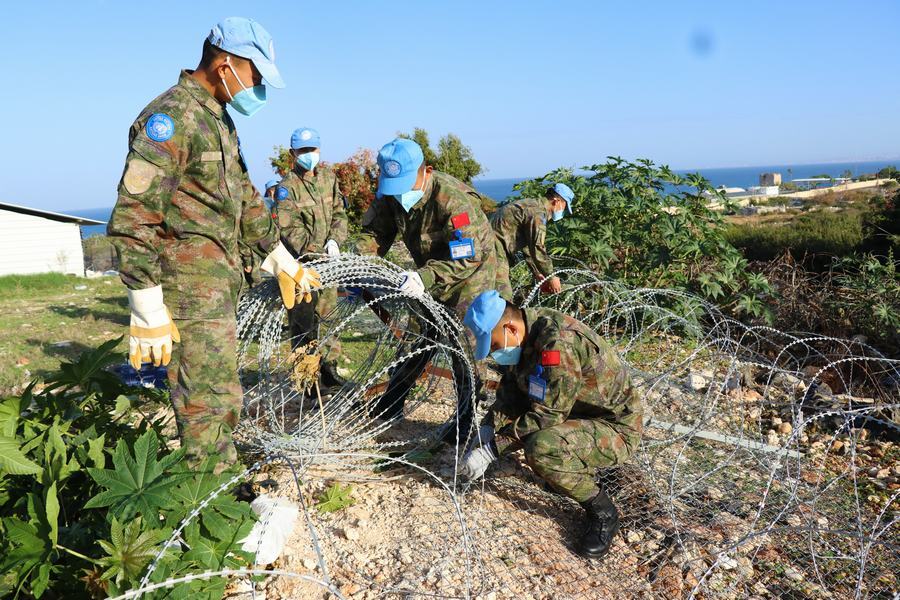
[460,290,643,559]
[491,183,575,295]
[107,17,320,468]
[356,138,512,433]
[275,127,348,391]
[264,178,282,211]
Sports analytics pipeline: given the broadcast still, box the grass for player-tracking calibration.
[0,273,129,395]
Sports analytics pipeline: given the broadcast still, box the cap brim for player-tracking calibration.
[377,171,417,196]
[254,58,285,89]
[566,199,573,214]
[474,332,492,360]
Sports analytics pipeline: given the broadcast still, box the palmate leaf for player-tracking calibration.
[315,483,355,513]
[85,430,188,520]
[166,458,253,541]
[98,517,170,586]
[0,435,41,476]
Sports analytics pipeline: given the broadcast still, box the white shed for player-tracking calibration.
[0,202,105,277]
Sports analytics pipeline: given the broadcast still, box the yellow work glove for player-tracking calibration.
[261,242,322,309]
[126,285,181,369]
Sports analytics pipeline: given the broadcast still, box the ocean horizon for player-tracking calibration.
[73,158,900,238]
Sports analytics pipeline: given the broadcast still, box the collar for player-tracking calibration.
[178,70,226,119]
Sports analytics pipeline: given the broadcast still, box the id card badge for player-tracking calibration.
[528,374,547,403]
[449,237,475,260]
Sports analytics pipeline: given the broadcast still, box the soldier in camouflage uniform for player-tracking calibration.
[108,18,320,467]
[356,138,512,436]
[275,127,348,390]
[461,290,643,559]
[491,183,575,295]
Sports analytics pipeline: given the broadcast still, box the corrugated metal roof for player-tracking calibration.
[0,201,105,225]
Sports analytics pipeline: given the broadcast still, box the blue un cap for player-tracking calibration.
[463,290,507,360]
[377,138,424,197]
[552,183,575,214]
[265,179,280,191]
[291,127,321,150]
[208,17,285,89]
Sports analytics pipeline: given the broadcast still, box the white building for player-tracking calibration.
[0,202,105,277]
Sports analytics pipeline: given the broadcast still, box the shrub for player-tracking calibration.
[725,209,866,261]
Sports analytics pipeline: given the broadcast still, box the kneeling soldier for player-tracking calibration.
[461,290,643,559]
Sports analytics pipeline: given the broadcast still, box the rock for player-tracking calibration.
[626,530,643,544]
[830,440,844,454]
[784,567,804,582]
[705,486,724,501]
[687,372,709,391]
[719,555,738,570]
[766,431,780,446]
[778,422,793,435]
[876,468,891,479]
[339,527,359,541]
[772,417,783,426]
[301,557,318,570]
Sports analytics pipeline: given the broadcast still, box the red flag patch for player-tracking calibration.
[451,212,470,229]
[541,350,561,366]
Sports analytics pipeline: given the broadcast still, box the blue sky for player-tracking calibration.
[5,0,900,211]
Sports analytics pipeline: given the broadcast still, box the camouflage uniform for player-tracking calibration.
[489,307,643,502]
[357,171,512,432]
[357,170,512,315]
[490,197,554,278]
[108,70,277,464]
[276,165,348,354]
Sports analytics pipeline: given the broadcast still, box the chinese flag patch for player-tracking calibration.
[541,350,561,366]
[451,212,470,229]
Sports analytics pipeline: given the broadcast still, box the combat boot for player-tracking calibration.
[578,489,620,559]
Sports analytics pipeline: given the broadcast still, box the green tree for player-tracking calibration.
[398,128,483,183]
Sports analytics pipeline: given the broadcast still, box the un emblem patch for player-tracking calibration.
[145,113,175,142]
[384,160,401,177]
[275,186,289,201]
[300,129,312,141]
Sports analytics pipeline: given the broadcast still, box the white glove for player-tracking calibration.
[324,239,340,257]
[467,425,496,454]
[462,426,498,480]
[399,271,426,297]
[127,285,180,369]
[261,242,322,309]
[240,495,298,565]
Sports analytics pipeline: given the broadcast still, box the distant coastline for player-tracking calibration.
[73,159,900,238]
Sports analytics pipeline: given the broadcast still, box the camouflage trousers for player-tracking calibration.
[168,318,242,467]
[287,287,342,361]
[524,418,640,503]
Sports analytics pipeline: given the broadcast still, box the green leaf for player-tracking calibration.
[315,483,355,514]
[0,435,41,476]
[44,482,59,547]
[0,397,25,438]
[87,434,106,469]
[98,516,169,586]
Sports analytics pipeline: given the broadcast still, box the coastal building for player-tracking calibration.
[0,202,105,277]
[759,172,782,186]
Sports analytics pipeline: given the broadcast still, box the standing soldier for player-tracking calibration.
[356,138,512,432]
[275,127,348,391]
[107,17,320,468]
[491,183,574,295]
[460,290,643,559]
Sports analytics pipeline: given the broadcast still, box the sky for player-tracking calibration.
[4,0,900,212]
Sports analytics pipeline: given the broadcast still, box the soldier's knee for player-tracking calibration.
[524,428,569,476]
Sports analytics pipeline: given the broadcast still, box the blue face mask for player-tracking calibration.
[223,60,267,117]
[489,326,521,365]
[552,209,565,222]
[296,151,320,171]
[396,176,426,212]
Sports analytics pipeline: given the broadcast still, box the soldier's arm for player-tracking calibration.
[107,116,185,290]
[330,173,349,245]
[416,190,492,294]
[239,176,278,259]
[502,336,582,441]
[488,371,529,454]
[525,215,554,278]
[355,197,396,257]
[277,185,314,257]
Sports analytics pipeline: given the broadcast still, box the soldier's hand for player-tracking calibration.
[541,276,562,295]
[324,239,340,257]
[399,271,426,297]
[462,444,497,480]
[127,285,181,369]
[262,243,323,309]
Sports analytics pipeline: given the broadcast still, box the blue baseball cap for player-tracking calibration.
[291,127,321,150]
[463,290,507,360]
[552,183,575,214]
[265,178,280,191]
[208,17,285,89]
[377,138,424,197]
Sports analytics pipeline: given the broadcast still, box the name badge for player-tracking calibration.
[528,374,547,402]
[449,238,475,260]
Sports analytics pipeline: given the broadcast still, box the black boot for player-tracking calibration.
[319,361,347,393]
[578,489,620,559]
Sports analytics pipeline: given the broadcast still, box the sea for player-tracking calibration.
[72,159,899,238]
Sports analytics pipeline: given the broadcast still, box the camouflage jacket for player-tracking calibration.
[490,197,554,277]
[107,70,276,319]
[357,171,511,310]
[490,306,643,453]
[275,164,348,256]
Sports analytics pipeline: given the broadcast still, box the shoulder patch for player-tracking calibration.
[541,350,561,367]
[275,186,289,201]
[122,159,160,195]
[145,113,175,142]
[451,212,470,229]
